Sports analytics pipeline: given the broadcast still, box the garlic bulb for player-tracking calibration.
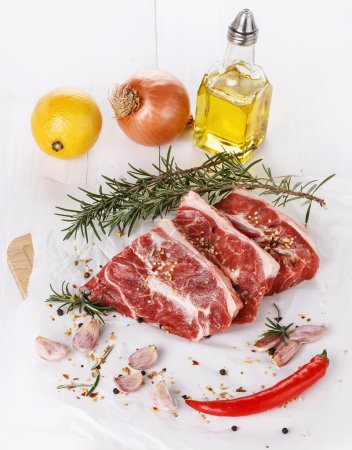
[290,325,326,344]
[114,372,143,393]
[152,381,177,412]
[72,318,100,352]
[128,345,158,370]
[35,336,68,361]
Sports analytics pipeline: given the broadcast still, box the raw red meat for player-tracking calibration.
[173,192,279,324]
[215,189,319,294]
[84,219,242,341]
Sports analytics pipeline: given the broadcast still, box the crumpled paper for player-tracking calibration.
[5,179,352,450]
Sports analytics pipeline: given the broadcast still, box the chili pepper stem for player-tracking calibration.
[320,349,328,360]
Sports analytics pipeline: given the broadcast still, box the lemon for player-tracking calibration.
[31,87,102,159]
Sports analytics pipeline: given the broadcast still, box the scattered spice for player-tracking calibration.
[236,387,246,393]
[192,360,199,366]
[63,374,69,380]
[113,388,120,394]
[141,370,146,376]
[182,395,190,400]
[231,425,238,432]
[57,308,64,316]
[282,427,289,434]
[84,272,90,278]
[137,317,144,323]
[219,369,227,376]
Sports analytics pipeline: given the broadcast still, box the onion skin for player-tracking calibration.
[112,69,190,146]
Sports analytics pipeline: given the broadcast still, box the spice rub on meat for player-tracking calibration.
[215,189,319,294]
[84,219,242,341]
[173,192,279,324]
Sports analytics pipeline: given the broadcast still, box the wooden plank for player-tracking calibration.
[86,0,159,186]
[7,233,34,300]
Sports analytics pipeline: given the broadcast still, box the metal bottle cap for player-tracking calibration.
[227,9,258,46]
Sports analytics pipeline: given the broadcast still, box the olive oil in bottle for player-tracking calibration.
[193,9,272,162]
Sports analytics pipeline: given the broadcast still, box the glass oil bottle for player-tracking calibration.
[193,9,272,162]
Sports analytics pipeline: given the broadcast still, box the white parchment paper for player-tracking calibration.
[5,179,352,450]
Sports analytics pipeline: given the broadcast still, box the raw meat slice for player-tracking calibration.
[173,191,279,324]
[215,189,319,294]
[84,219,242,341]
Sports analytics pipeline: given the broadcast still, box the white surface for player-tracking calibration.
[6,184,352,450]
[1,0,352,448]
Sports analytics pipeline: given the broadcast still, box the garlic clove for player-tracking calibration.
[114,372,143,393]
[289,325,327,344]
[128,345,158,370]
[35,336,68,361]
[272,340,301,367]
[253,333,282,352]
[72,318,100,352]
[152,381,178,412]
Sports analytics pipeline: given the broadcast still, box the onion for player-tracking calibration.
[110,69,190,146]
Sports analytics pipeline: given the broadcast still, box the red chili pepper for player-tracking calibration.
[186,350,329,416]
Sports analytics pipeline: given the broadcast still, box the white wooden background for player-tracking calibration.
[1,0,352,437]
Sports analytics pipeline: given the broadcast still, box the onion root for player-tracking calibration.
[110,84,141,119]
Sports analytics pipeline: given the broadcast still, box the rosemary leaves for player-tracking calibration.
[56,147,334,240]
[57,345,114,396]
[46,282,114,323]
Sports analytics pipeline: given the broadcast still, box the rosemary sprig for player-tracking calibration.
[57,383,92,390]
[86,371,101,396]
[91,345,114,370]
[46,282,114,323]
[263,304,294,343]
[57,346,114,395]
[56,147,335,240]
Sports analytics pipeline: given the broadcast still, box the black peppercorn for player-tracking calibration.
[231,425,238,432]
[282,427,288,434]
[141,370,146,376]
[57,308,64,316]
[137,317,144,323]
[219,369,227,376]
[84,272,90,278]
[113,388,119,394]
[78,323,83,328]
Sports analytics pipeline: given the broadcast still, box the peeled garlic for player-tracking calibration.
[35,336,68,361]
[128,345,158,370]
[114,372,143,393]
[72,318,100,352]
[272,340,301,367]
[253,334,282,352]
[152,381,177,412]
[290,325,326,344]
